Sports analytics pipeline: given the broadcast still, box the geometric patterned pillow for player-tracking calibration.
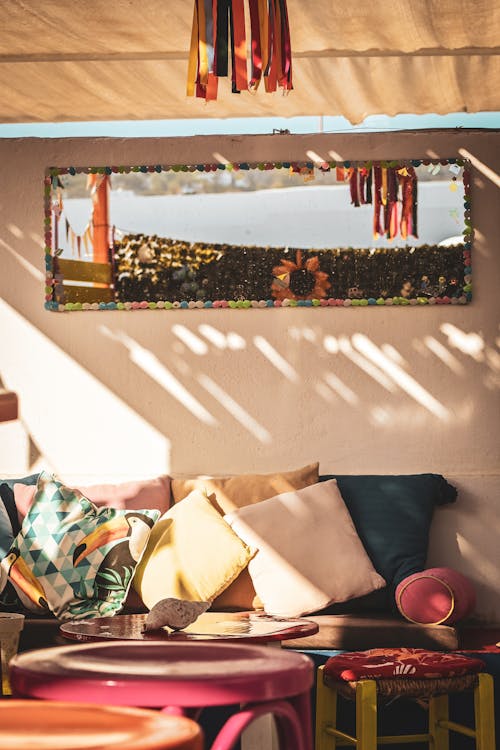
[0,472,159,621]
[323,647,486,682]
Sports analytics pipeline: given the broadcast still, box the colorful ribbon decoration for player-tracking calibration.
[399,167,418,240]
[188,0,293,100]
[369,166,418,241]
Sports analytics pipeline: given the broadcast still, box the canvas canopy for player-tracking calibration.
[1,0,499,123]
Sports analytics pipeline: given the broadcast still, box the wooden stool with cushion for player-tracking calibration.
[315,647,495,750]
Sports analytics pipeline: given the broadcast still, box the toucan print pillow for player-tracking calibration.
[0,472,159,621]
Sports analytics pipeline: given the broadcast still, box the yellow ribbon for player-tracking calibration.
[187,2,199,96]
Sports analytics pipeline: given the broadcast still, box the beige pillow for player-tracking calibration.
[224,479,386,618]
[133,490,255,609]
[172,463,319,611]
[171,462,319,514]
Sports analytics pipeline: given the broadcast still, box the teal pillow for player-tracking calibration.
[0,472,160,620]
[319,474,457,590]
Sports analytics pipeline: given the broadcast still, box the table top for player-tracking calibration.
[60,611,319,644]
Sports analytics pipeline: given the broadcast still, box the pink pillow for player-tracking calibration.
[396,567,476,625]
[15,475,171,521]
[13,483,38,521]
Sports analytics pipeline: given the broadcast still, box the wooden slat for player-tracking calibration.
[60,285,114,303]
[56,258,112,284]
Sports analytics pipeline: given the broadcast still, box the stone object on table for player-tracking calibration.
[143,598,210,632]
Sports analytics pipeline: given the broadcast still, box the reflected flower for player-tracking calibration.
[272,250,330,301]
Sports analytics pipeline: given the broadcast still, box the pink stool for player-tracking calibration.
[10,641,314,750]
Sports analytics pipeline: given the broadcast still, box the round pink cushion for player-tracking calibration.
[396,567,476,625]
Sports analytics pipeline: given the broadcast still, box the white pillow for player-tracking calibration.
[224,479,385,617]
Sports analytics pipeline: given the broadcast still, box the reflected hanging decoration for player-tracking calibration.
[187,0,293,101]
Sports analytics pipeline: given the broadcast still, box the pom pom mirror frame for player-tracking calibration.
[44,157,472,312]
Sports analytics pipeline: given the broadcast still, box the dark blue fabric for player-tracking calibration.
[319,474,457,593]
[0,473,40,611]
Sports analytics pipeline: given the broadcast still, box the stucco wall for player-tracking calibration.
[1,131,499,620]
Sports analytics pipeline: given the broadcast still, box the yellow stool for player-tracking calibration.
[316,649,496,750]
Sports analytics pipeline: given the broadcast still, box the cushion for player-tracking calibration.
[0,476,40,598]
[396,567,476,625]
[79,477,171,514]
[133,489,256,609]
[320,474,457,589]
[225,479,385,618]
[323,648,485,682]
[211,568,261,611]
[0,496,14,562]
[172,462,320,514]
[0,471,160,620]
[14,475,171,520]
[174,462,319,611]
[0,475,40,547]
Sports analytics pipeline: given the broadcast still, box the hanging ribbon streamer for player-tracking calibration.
[82,225,91,257]
[349,169,360,207]
[375,166,418,241]
[53,207,59,252]
[372,166,383,239]
[187,0,293,100]
[385,167,398,240]
[399,167,418,240]
[61,214,93,259]
[248,0,262,89]
[365,168,372,204]
[342,164,417,242]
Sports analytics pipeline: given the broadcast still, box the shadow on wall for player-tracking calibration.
[427,475,500,624]
[1,222,500,481]
[1,133,500,480]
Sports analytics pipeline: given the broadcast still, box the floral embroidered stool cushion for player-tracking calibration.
[316,648,495,750]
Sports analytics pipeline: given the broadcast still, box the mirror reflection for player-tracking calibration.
[45,158,471,310]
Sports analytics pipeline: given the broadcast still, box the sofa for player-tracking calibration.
[0,464,471,654]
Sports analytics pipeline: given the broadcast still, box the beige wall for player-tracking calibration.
[1,131,499,620]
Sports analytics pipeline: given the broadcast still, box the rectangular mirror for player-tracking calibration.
[44,157,472,311]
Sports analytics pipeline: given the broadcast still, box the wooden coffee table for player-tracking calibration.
[60,610,319,644]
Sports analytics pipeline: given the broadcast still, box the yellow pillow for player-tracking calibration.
[171,462,319,514]
[172,463,319,611]
[133,490,255,608]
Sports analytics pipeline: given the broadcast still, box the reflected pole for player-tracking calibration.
[90,174,110,263]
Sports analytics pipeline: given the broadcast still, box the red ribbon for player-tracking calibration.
[373,166,383,238]
[349,169,360,207]
[248,0,262,88]
[399,167,418,240]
